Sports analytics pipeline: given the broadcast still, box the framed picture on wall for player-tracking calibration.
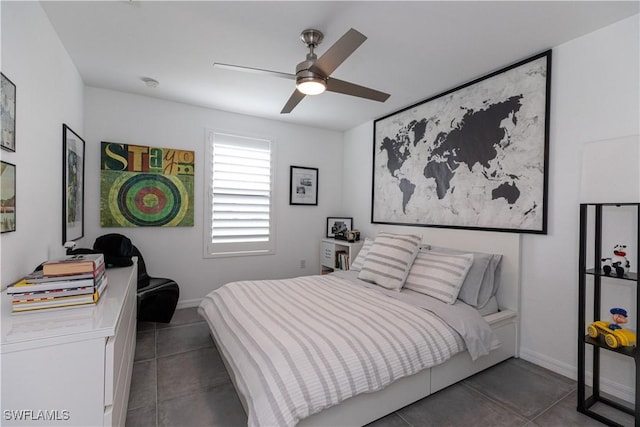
[100,141,195,227]
[0,161,16,233]
[62,124,85,244]
[289,165,318,205]
[1,73,16,152]
[372,50,551,234]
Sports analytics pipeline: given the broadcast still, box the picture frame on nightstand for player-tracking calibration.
[327,217,352,239]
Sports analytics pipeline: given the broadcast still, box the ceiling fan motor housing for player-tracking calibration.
[300,29,324,48]
[296,29,327,87]
[296,58,325,82]
[296,28,327,89]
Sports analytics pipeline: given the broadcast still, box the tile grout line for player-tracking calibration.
[155,343,216,361]
[153,321,215,361]
[528,386,577,425]
[155,320,207,331]
[460,381,531,425]
[394,410,415,427]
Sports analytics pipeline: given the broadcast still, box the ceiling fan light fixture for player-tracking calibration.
[216,28,389,113]
[296,76,326,95]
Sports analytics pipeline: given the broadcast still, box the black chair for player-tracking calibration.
[132,244,179,323]
[93,234,179,323]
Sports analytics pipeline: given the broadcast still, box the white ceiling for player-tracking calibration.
[40,1,639,132]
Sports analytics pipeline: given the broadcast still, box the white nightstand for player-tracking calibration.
[320,238,364,274]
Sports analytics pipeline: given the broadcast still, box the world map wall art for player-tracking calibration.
[373,50,551,234]
[100,142,194,227]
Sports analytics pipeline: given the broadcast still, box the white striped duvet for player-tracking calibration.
[199,274,465,427]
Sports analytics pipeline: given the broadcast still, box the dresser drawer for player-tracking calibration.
[321,242,335,268]
[104,264,137,426]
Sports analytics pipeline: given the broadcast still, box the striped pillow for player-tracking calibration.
[357,232,421,291]
[350,238,373,272]
[404,250,474,304]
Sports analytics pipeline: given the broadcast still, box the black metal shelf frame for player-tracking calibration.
[578,203,639,427]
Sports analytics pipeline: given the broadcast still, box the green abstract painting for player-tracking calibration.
[101,142,194,227]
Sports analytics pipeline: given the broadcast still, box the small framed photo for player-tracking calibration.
[1,161,16,233]
[290,165,318,205]
[62,124,85,244]
[1,73,16,152]
[327,217,353,239]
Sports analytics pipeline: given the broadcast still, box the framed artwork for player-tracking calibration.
[100,142,195,227]
[62,124,85,243]
[1,73,16,152]
[327,217,352,238]
[372,50,551,234]
[0,161,16,233]
[289,165,318,206]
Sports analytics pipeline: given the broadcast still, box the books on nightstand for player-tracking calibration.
[7,253,108,313]
[335,250,350,270]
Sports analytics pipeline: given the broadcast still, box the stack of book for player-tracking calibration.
[335,250,350,270]
[8,253,107,313]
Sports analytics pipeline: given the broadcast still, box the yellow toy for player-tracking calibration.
[587,308,636,349]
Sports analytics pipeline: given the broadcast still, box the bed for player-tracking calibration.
[199,228,521,427]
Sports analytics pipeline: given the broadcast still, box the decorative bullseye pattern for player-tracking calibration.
[135,187,167,215]
[108,173,189,226]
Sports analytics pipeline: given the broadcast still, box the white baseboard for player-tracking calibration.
[519,347,576,379]
[520,347,634,404]
[176,298,202,309]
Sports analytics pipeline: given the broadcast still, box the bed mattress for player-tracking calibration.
[199,273,498,427]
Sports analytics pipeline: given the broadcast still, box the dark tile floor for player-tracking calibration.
[126,308,634,427]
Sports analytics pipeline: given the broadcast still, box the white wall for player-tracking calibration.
[0,2,344,304]
[84,87,344,304]
[0,2,85,289]
[520,14,639,401]
[343,14,639,401]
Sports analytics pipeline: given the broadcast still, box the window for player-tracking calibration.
[205,130,275,257]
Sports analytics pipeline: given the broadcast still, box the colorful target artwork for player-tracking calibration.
[100,142,194,227]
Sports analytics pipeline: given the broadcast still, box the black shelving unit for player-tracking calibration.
[578,203,639,427]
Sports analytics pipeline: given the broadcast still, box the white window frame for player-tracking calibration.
[203,129,276,258]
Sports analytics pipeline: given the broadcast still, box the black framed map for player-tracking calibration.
[372,50,551,234]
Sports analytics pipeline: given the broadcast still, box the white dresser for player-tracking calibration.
[0,261,138,427]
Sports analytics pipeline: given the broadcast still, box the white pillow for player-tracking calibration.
[404,250,474,304]
[428,245,502,308]
[350,238,373,272]
[357,232,421,291]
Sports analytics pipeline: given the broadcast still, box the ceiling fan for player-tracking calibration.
[214,28,390,114]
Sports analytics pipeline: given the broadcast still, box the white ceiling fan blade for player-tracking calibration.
[213,63,296,80]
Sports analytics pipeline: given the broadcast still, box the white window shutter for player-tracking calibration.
[206,131,275,256]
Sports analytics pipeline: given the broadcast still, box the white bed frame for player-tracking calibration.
[218,228,521,427]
